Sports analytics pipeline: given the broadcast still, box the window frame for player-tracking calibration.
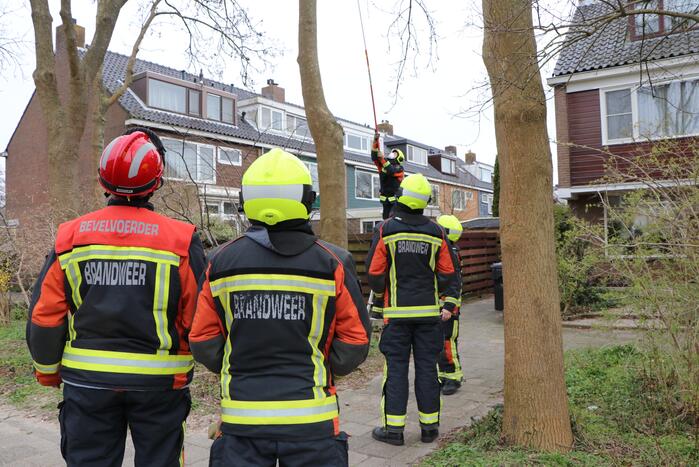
[428,183,440,208]
[344,132,370,153]
[287,114,311,139]
[146,78,210,118]
[355,169,380,200]
[260,106,284,131]
[203,198,239,222]
[629,0,699,41]
[407,145,428,166]
[161,137,217,184]
[218,146,243,166]
[302,161,320,193]
[601,77,699,145]
[452,189,469,211]
[442,157,456,175]
[360,219,383,233]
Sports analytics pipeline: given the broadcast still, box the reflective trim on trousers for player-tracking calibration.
[220,395,338,425]
[383,306,440,319]
[386,414,406,427]
[419,410,440,425]
[62,346,194,375]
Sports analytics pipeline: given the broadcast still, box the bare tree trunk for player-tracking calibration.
[482,0,573,451]
[298,0,347,249]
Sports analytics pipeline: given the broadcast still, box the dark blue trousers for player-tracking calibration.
[59,384,190,467]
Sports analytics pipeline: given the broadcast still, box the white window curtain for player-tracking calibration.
[639,80,699,138]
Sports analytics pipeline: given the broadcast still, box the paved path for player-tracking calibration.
[0,298,638,466]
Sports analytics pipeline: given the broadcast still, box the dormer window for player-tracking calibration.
[148,79,188,114]
[261,106,283,131]
[630,0,699,40]
[407,145,428,165]
[287,115,311,138]
[345,133,369,152]
[442,158,456,175]
[207,93,235,124]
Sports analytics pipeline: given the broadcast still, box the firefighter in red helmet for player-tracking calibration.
[27,128,206,467]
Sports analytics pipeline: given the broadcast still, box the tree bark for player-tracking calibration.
[481,0,573,451]
[298,0,347,249]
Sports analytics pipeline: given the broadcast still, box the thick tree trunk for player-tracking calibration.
[298,0,347,249]
[481,0,573,451]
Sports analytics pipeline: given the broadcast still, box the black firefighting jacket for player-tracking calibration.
[190,221,371,441]
[371,148,404,199]
[27,198,206,390]
[366,205,461,322]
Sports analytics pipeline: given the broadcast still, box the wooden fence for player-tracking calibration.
[348,228,501,299]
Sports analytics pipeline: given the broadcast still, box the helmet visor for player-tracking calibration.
[386,150,398,160]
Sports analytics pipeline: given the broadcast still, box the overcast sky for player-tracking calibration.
[0,0,573,177]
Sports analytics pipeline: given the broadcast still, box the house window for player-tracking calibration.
[604,89,633,141]
[428,184,440,207]
[360,219,383,233]
[452,189,467,211]
[631,1,699,39]
[479,167,492,182]
[481,194,494,215]
[407,145,428,165]
[303,161,320,193]
[355,170,380,200]
[218,147,242,166]
[162,138,216,184]
[205,199,238,221]
[206,94,234,123]
[261,107,283,131]
[634,1,662,35]
[442,158,455,174]
[188,90,201,116]
[287,115,311,139]
[638,79,699,138]
[345,133,369,152]
[148,79,186,113]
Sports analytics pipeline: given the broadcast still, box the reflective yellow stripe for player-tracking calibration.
[388,242,397,307]
[444,297,461,306]
[419,410,439,425]
[430,243,438,303]
[65,262,83,309]
[153,263,173,352]
[179,421,186,467]
[383,233,442,247]
[386,414,406,427]
[68,313,77,341]
[220,396,338,425]
[61,346,193,375]
[308,294,328,399]
[210,274,335,297]
[58,245,179,267]
[380,360,388,427]
[33,360,60,374]
[449,319,463,380]
[220,291,234,400]
[384,305,440,318]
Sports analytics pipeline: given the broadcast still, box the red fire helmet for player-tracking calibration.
[98,131,164,197]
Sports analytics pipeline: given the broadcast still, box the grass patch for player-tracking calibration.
[422,345,698,466]
[0,319,61,412]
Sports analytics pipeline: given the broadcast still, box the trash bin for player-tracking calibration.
[491,262,503,311]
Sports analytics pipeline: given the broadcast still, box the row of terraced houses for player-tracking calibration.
[5,24,494,235]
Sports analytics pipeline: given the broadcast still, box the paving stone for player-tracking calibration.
[0,298,640,467]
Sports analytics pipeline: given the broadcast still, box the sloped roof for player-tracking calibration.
[101,50,492,190]
[552,2,699,77]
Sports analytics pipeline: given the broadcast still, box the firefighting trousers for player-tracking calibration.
[381,200,396,220]
[379,321,443,431]
[58,384,190,467]
[208,432,349,467]
[438,314,463,382]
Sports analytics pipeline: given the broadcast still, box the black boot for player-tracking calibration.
[372,427,404,446]
[441,379,461,395]
[421,427,439,443]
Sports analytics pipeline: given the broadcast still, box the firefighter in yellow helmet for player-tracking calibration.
[190,148,371,466]
[366,174,461,445]
[436,215,464,395]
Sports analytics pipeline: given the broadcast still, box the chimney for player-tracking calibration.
[55,19,86,53]
[377,120,394,136]
[464,150,476,164]
[444,145,457,155]
[261,79,285,103]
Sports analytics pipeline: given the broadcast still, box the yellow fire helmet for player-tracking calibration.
[387,148,405,164]
[241,148,316,225]
[397,173,432,210]
[437,214,463,243]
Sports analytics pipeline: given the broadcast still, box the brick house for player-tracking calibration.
[548,1,699,224]
[6,25,492,236]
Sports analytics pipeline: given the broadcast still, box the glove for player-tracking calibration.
[370,293,384,320]
[36,371,62,388]
[372,132,381,150]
